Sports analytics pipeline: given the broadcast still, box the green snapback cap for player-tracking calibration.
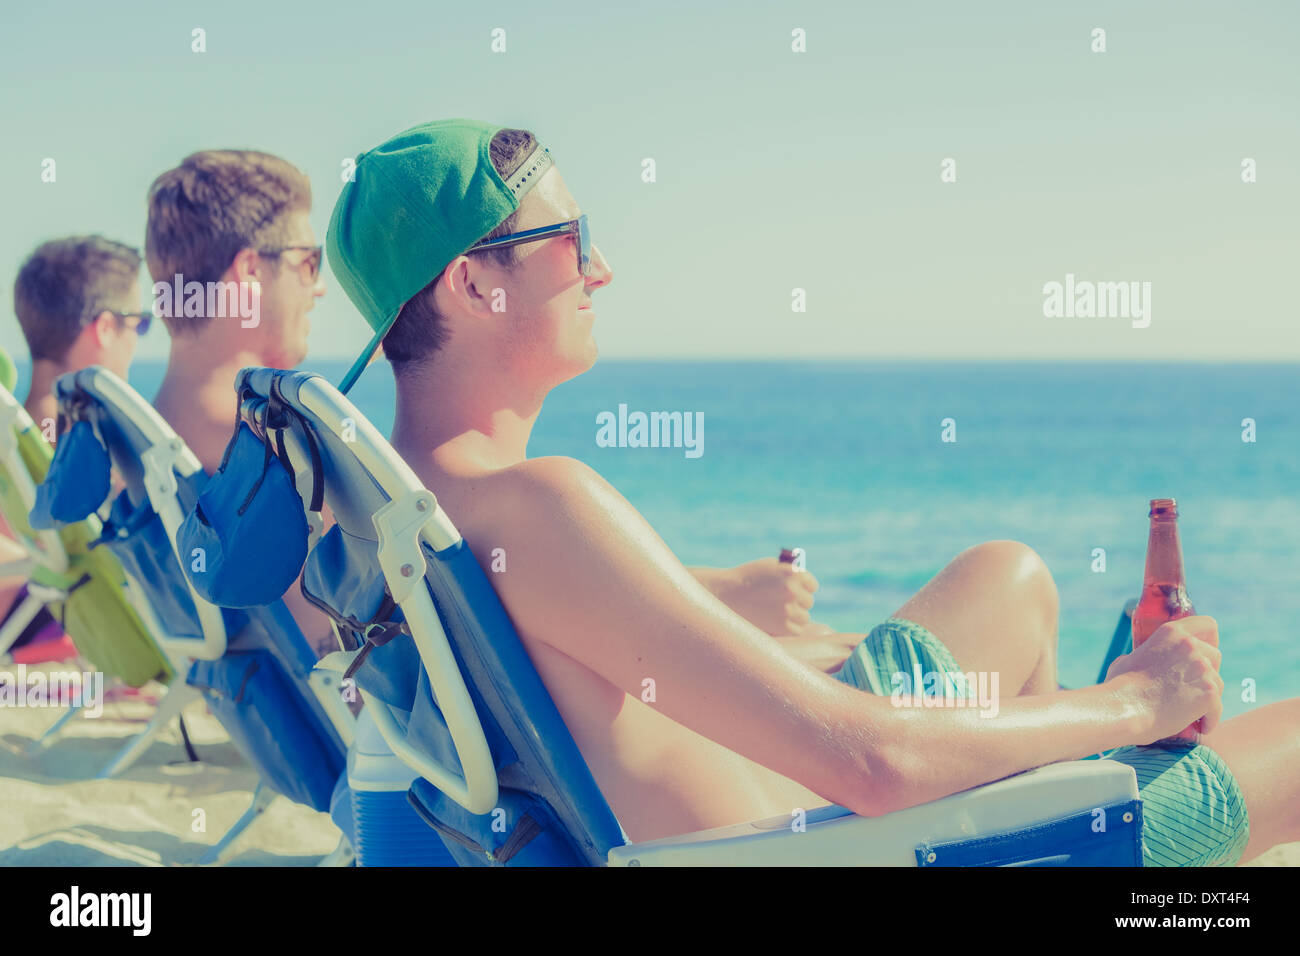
[327,118,553,393]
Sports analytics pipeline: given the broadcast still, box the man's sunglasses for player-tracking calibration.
[107,310,152,336]
[258,244,324,281]
[467,213,591,277]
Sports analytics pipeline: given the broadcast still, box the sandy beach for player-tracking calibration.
[0,671,339,866]
[1,663,1296,867]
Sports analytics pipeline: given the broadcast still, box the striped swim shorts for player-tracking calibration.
[833,616,1251,867]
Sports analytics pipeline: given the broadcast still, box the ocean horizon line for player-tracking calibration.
[9,355,1300,369]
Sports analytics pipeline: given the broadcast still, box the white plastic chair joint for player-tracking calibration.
[372,490,439,604]
[140,440,183,505]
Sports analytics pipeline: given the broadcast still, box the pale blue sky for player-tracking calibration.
[1,0,1296,363]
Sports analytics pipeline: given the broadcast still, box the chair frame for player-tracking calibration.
[0,383,194,772]
[50,367,356,863]
[264,372,1144,866]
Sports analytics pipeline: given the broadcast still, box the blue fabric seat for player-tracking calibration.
[234,367,622,864]
[46,367,347,818]
[221,367,1144,867]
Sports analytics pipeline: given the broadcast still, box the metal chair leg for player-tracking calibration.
[198,781,277,865]
[97,681,201,778]
[317,833,356,867]
[25,700,84,754]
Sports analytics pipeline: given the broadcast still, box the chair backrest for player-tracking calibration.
[232,367,627,865]
[54,367,232,659]
[0,371,168,687]
[0,380,70,577]
[48,366,345,809]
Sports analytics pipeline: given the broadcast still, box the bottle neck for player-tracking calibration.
[1143,518,1187,584]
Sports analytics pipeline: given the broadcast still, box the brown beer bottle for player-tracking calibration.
[1131,498,1203,744]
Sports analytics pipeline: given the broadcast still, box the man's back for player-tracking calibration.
[411,453,832,842]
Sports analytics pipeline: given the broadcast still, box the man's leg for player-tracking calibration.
[1197,699,1300,864]
[1099,699,1300,866]
[889,540,1060,697]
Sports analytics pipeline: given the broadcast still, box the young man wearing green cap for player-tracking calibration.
[328,119,1298,863]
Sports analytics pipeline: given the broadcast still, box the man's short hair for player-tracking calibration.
[382,128,537,371]
[145,149,312,336]
[13,236,142,362]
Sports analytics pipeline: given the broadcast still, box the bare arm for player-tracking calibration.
[687,559,818,635]
[485,457,1161,818]
[685,565,726,592]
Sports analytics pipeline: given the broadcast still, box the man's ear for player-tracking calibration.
[228,247,262,286]
[442,255,494,316]
[86,310,118,350]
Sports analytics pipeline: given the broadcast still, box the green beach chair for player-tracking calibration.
[0,347,178,768]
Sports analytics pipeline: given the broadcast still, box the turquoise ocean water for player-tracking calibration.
[14,358,1299,718]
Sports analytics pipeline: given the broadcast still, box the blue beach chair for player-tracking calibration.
[223,366,1145,867]
[39,366,355,865]
[1097,600,1136,684]
[0,352,182,770]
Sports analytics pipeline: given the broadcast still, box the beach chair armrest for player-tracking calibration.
[606,759,1140,866]
[139,438,227,660]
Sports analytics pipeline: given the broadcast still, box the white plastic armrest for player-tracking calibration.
[606,759,1139,866]
[119,575,191,675]
[309,651,357,748]
[78,366,224,662]
[295,378,495,813]
[140,439,227,661]
[365,490,497,815]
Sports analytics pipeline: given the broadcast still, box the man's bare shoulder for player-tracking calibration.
[496,454,601,490]
[421,455,608,559]
[461,455,610,522]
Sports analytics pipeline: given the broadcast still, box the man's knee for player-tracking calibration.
[958,540,1058,625]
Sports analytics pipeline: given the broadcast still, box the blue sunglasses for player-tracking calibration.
[468,213,591,277]
[107,310,152,336]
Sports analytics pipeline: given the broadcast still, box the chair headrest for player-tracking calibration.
[235,367,392,538]
[54,366,204,511]
[178,421,312,607]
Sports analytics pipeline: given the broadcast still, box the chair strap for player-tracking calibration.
[405,789,544,864]
[235,434,276,516]
[92,496,156,548]
[223,379,325,516]
[219,389,247,474]
[299,581,407,682]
